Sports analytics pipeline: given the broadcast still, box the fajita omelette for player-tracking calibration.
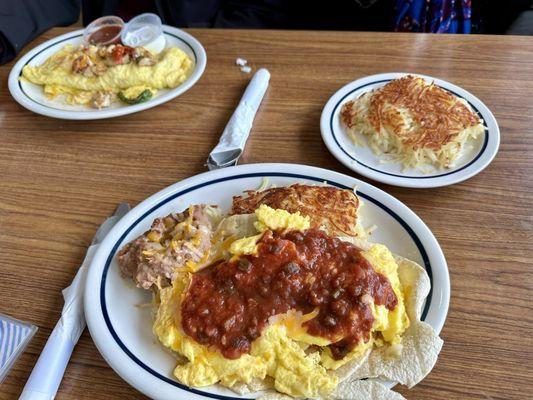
[21,43,192,109]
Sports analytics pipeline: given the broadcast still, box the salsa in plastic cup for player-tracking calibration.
[84,16,125,46]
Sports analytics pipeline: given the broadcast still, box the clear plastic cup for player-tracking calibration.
[121,13,166,54]
[83,16,125,46]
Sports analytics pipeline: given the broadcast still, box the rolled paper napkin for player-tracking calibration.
[0,314,37,383]
[207,68,270,169]
[18,245,98,400]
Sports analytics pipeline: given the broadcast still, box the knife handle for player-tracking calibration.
[19,322,77,400]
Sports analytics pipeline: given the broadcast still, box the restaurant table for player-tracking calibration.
[1,27,532,400]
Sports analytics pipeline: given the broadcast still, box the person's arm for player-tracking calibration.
[0,0,80,65]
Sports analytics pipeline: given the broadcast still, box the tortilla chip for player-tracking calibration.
[256,379,405,400]
[328,379,406,400]
[395,255,430,322]
[330,348,371,382]
[257,391,293,400]
[230,377,274,395]
[215,213,258,238]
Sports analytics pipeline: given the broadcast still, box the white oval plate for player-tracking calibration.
[320,73,500,188]
[8,26,206,120]
[84,163,449,400]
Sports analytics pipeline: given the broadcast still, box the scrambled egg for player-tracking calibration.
[364,244,410,345]
[155,278,337,397]
[229,204,310,256]
[22,45,191,106]
[254,204,310,232]
[153,206,409,398]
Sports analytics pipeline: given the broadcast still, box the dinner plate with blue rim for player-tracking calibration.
[8,26,206,120]
[84,163,449,400]
[320,73,500,188]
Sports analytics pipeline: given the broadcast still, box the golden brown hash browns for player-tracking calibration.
[230,184,361,237]
[341,75,481,150]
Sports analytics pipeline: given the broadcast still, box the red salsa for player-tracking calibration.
[181,229,397,360]
[89,25,122,45]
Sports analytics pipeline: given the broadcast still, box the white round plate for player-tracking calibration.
[84,163,449,400]
[8,26,206,120]
[320,73,500,188]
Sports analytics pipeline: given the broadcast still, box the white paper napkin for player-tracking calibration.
[207,68,270,168]
[18,245,98,400]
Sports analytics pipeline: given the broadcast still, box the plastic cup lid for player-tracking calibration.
[121,13,163,47]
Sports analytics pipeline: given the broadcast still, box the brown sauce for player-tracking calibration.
[89,25,122,45]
